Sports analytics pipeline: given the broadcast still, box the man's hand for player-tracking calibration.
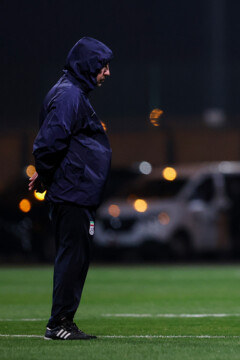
[28,171,42,192]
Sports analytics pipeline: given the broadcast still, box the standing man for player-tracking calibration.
[29,37,113,340]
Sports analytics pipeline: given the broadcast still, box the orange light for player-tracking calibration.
[158,212,170,225]
[101,121,107,131]
[162,167,177,181]
[26,165,36,177]
[151,121,160,127]
[133,199,148,213]
[108,204,120,217]
[149,108,164,127]
[34,190,47,201]
[19,199,31,213]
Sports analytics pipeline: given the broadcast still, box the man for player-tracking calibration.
[29,37,113,340]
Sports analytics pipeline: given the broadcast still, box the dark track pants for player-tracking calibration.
[47,203,95,328]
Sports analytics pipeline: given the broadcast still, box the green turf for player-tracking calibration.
[1,265,240,359]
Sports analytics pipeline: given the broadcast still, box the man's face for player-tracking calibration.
[96,64,110,87]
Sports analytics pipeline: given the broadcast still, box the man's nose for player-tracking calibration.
[104,68,110,76]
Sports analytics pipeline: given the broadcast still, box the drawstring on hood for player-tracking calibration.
[64,37,113,93]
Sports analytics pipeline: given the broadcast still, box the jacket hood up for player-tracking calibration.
[64,37,113,93]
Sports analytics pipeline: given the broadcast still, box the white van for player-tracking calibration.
[94,162,240,258]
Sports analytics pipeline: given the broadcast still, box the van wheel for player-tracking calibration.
[170,232,192,258]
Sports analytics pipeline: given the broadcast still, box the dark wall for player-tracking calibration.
[1,0,240,131]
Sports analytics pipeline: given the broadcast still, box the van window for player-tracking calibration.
[189,177,214,202]
[119,178,187,199]
[224,175,240,200]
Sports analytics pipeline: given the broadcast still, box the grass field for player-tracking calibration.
[1,265,240,359]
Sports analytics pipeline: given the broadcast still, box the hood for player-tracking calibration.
[64,37,113,93]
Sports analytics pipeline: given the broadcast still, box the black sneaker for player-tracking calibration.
[44,320,97,340]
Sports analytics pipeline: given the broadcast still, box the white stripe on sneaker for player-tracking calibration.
[60,331,67,338]
[64,332,71,339]
[57,329,64,337]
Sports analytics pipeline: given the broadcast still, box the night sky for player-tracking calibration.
[1,0,240,132]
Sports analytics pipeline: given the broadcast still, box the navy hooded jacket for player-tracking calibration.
[33,37,113,208]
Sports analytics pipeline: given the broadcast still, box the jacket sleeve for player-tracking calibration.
[33,94,77,187]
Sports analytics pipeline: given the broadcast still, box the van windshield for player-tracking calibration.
[118,178,187,199]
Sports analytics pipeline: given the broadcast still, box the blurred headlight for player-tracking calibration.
[162,167,177,181]
[133,199,148,213]
[108,204,120,217]
[158,212,170,225]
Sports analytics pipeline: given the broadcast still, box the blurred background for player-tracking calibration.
[1,0,240,263]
